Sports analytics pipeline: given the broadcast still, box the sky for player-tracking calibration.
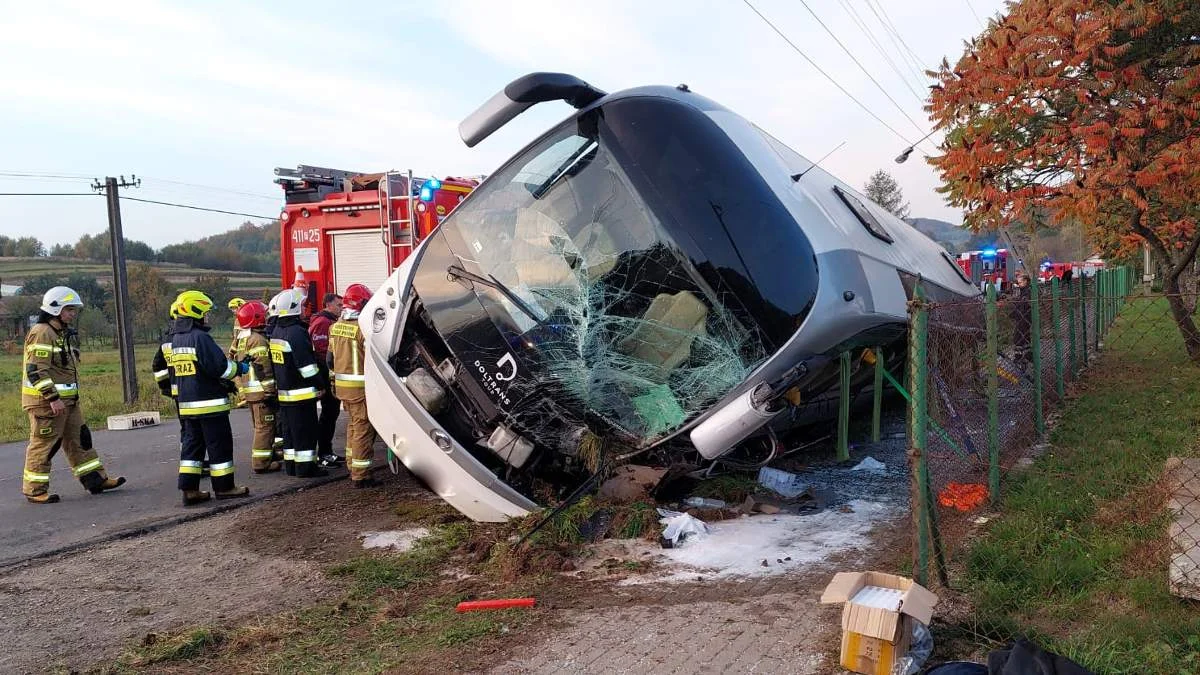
[0,0,1007,250]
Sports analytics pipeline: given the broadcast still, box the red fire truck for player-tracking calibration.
[956,248,1016,291]
[276,165,479,312]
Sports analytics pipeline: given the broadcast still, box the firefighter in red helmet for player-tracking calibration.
[327,283,377,487]
[233,300,280,473]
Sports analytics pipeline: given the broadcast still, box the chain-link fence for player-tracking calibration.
[897,266,1200,593]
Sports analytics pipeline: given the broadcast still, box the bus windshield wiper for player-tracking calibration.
[446,265,546,325]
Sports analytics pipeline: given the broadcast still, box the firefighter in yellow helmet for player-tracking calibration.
[21,286,126,504]
[171,290,251,505]
[327,283,377,487]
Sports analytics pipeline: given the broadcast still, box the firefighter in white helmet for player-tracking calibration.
[21,286,126,504]
[269,287,328,478]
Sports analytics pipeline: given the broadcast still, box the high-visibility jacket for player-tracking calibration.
[152,328,177,399]
[234,329,276,402]
[21,319,80,407]
[270,317,326,404]
[328,316,366,402]
[170,318,239,417]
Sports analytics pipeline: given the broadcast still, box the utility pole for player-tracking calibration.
[92,175,141,405]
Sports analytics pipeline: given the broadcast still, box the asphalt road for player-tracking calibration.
[0,406,356,568]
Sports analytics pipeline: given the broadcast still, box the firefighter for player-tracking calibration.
[308,292,344,467]
[270,288,328,479]
[227,297,248,408]
[327,283,377,488]
[171,290,251,505]
[21,286,126,504]
[233,300,281,473]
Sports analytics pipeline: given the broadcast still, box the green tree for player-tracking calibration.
[17,274,64,299]
[13,237,45,257]
[191,274,233,328]
[863,170,910,219]
[48,243,73,257]
[126,264,176,339]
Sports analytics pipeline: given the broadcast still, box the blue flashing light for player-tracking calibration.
[419,186,433,202]
[981,248,997,257]
[426,178,441,190]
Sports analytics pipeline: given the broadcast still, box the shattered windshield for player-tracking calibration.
[436,97,815,445]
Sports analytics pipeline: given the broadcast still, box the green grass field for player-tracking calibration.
[959,296,1200,673]
[0,347,176,444]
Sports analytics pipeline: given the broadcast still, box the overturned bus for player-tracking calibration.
[361,73,980,522]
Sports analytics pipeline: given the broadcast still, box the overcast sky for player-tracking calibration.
[0,0,1005,249]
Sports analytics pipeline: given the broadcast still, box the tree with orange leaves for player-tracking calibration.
[928,0,1200,358]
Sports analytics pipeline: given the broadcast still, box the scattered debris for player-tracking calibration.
[757,466,807,498]
[359,528,430,552]
[683,496,727,509]
[850,456,887,474]
[598,465,667,503]
[657,509,708,549]
[455,598,537,612]
[636,501,893,582]
[820,571,938,675]
[937,483,989,512]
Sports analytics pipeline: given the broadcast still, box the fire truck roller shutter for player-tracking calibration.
[330,230,390,295]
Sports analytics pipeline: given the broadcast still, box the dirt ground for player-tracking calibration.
[0,472,429,674]
[0,458,910,675]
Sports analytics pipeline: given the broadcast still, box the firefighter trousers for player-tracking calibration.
[179,414,236,493]
[341,398,377,482]
[22,401,110,497]
[247,401,277,471]
[279,400,320,478]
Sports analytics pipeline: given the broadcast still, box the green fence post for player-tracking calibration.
[1094,270,1102,349]
[986,282,1000,505]
[909,284,931,586]
[838,350,851,462]
[1080,275,1089,366]
[1052,276,1064,399]
[1068,275,1078,376]
[871,347,883,443]
[1031,277,1044,436]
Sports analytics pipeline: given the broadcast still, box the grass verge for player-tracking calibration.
[1,348,176,443]
[958,297,1200,673]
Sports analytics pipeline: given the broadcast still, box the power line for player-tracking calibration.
[0,170,93,179]
[838,0,926,105]
[869,0,929,77]
[139,176,279,201]
[965,0,986,29]
[797,0,927,136]
[0,192,99,196]
[740,0,917,148]
[863,0,928,89]
[119,195,276,219]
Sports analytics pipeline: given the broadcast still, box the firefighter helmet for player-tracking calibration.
[342,283,372,312]
[41,286,84,316]
[227,297,246,311]
[169,298,181,320]
[236,300,268,329]
[272,288,306,318]
[174,290,215,320]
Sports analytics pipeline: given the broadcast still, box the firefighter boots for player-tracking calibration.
[182,490,211,506]
[27,493,61,504]
[215,486,250,500]
[87,476,127,495]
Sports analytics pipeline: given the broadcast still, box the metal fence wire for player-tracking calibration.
[896,266,1200,588]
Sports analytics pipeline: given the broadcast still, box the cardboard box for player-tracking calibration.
[106,411,161,431]
[820,571,938,675]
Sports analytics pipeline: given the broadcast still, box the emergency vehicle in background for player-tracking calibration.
[956,248,1016,292]
[275,165,479,313]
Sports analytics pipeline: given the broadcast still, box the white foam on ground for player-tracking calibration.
[360,527,430,552]
[622,500,894,584]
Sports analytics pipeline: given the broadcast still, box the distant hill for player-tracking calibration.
[908,217,971,252]
[158,221,279,274]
